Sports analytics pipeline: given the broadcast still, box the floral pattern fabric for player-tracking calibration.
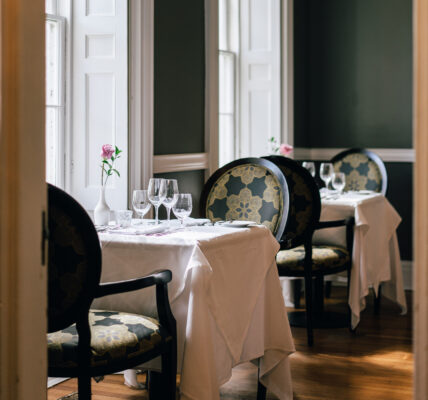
[276,245,350,275]
[48,310,171,369]
[205,164,284,234]
[333,153,383,192]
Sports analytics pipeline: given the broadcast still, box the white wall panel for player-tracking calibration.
[86,0,115,16]
[239,0,280,157]
[86,34,115,58]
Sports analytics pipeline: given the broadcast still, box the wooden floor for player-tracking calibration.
[48,288,413,399]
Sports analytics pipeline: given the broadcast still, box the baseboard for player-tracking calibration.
[402,260,413,291]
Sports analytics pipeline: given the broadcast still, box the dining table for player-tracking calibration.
[312,191,407,329]
[92,221,295,400]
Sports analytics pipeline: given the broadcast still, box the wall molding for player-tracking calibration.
[129,0,154,198]
[293,147,415,163]
[153,153,209,174]
[205,0,219,178]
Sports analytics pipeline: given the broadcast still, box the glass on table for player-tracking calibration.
[163,179,179,226]
[172,193,192,226]
[302,161,316,177]
[148,178,167,225]
[320,162,334,190]
[332,172,346,194]
[115,210,133,228]
[132,189,151,224]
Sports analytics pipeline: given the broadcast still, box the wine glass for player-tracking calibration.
[148,178,166,224]
[163,179,179,226]
[332,172,346,194]
[172,193,192,226]
[320,163,334,190]
[302,161,316,177]
[132,190,151,224]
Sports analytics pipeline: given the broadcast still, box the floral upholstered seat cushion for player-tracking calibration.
[334,153,383,192]
[276,245,350,275]
[48,310,171,369]
[205,163,284,234]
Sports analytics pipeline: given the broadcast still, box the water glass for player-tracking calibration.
[302,161,316,177]
[148,178,166,224]
[163,179,179,226]
[332,172,346,194]
[115,210,133,228]
[172,193,192,226]
[320,162,334,189]
[132,190,151,224]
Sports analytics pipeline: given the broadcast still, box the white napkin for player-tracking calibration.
[107,224,168,235]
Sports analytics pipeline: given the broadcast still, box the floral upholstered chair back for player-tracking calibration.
[200,158,289,240]
[263,156,321,249]
[47,184,102,333]
[331,149,388,195]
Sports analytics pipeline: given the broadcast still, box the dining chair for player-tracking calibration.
[200,157,289,399]
[330,148,387,308]
[200,157,289,240]
[330,148,388,195]
[264,155,355,347]
[47,183,177,400]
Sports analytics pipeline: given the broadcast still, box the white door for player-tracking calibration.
[239,0,281,157]
[71,0,128,210]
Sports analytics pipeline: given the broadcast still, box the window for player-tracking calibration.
[45,9,66,187]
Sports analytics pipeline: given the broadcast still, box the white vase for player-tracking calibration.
[94,185,110,225]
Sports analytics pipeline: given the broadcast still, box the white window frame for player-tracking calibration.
[45,13,66,188]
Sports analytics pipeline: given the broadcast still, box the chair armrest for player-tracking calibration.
[95,269,176,337]
[95,269,172,298]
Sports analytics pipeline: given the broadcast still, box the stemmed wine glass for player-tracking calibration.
[172,193,192,226]
[332,172,346,194]
[148,178,166,224]
[132,190,151,224]
[302,161,316,177]
[320,163,334,190]
[163,179,179,226]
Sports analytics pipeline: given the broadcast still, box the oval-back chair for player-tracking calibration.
[264,156,354,346]
[200,157,289,241]
[47,184,177,399]
[331,148,388,195]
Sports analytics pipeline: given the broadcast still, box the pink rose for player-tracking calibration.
[279,143,293,156]
[101,144,115,160]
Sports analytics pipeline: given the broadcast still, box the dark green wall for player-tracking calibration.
[294,0,412,148]
[294,0,413,260]
[154,0,205,155]
[153,0,206,217]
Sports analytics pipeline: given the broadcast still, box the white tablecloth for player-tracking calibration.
[313,192,407,328]
[92,225,295,400]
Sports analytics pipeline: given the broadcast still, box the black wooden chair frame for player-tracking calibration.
[263,156,355,346]
[200,157,289,240]
[47,184,177,400]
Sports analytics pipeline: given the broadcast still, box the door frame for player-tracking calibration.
[0,0,47,399]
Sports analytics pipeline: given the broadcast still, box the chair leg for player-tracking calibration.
[304,276,314,346]
[257,359,267,400]
[325,281,332,298]
[160,342,177,400]
[77,373,91,400]
[374,284,382,315]
[293,279,302,308]
[314,276,324,314]
[257,381,267,400]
